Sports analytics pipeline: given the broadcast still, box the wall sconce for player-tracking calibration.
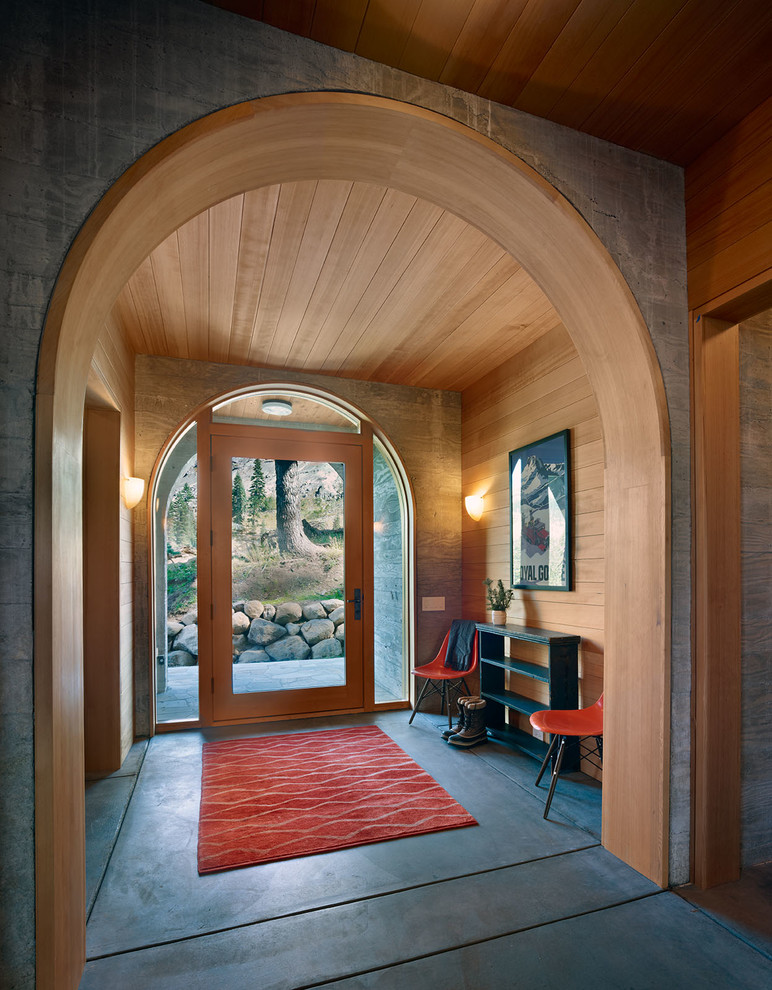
[464,494,485,521]
[122,476,145,509]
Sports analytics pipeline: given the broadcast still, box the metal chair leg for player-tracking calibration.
[535,733,560,786]
[409,679,431,724]
[543,736,566,819]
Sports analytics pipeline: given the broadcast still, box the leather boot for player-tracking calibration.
[441,695,474,739]
[448,698,488,747]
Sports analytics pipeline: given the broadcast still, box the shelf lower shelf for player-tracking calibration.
[486,724,548,759]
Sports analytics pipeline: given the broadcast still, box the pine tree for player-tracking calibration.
[232,472,246,525]
[168,483,196,548]
[247,459,267,526]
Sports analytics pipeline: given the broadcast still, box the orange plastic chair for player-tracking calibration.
[408,627,479,728]
[529,694,604,819]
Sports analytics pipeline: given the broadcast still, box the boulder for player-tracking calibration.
[179,611,198,626]
[321,599,344,613]
[237,649,270,663]
[274,601,303,625]
[172,624,198,655]
[286,622,301,636]
[335,624,345,642]
[300,618,334,646]
[232,600,246,612]
[262,603,276,620]
[328,606,345,626]
[247,617,287,647]
[244,600,264,619]
[232,611,251,634]
[265,636,311,662]
[167,620,184,639]
[232,634,249,654]
[168,650,196,667]
[311,638,343,659]
[301,601,327,621]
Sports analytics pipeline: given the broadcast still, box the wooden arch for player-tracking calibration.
[35,93,670,986]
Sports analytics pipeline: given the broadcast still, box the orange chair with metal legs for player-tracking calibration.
[409,623,479,729]
[529,694,603,819]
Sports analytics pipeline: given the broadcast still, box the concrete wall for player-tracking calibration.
[0,0,688,983]
[739,313,772,865]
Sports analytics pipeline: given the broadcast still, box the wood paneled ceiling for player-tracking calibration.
[111,180,562,391]
[208,0,772,166]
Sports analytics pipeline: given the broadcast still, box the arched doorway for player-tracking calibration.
[149,383,414,728]
[35,93,671,984]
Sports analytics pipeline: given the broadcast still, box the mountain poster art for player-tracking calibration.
[509,430,570,591]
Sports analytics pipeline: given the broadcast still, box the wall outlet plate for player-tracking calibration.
[422,596,445,611]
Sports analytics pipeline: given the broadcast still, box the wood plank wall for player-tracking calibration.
[686,96,772,312]
[88,315,137,765]
[461,324,603,776]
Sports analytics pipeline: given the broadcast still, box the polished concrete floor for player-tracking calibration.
[82,711,772,989]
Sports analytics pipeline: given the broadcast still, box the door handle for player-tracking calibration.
[346,588,362,620]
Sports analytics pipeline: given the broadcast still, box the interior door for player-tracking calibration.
[210,430,364,721]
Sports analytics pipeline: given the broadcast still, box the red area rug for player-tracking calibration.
[197,725,476,874]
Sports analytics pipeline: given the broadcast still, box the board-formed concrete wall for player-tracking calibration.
[0,0,688,984]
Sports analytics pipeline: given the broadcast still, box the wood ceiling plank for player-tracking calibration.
[439,0,528,93]
[247,181,317,365]
[546,0,689,133]
[177,211,210,363]
[267,179,353,368]
[354,0,421,67]
[291,183,389,360]
[111,285,149,356]
[228,184,281,363]
[648,37,772,166]
[370,244,519,384]
[261,0,315,35]
[344,212,493,380]
[596,0,770,158]
[406,274,559,389]
[515,0,634,120]
[149,232,187,360]
[125,256,166,355]
[310,0,371,51]
[579,0,730,137]
[398,0,477,80]
[208,195,244,364]
[442,303,563,392]
[300,186,419,373]
[310,192,441,372]
[477,0,583,106]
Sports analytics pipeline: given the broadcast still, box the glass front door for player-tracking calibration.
[210,431,364,720]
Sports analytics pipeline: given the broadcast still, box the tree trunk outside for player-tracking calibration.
[275,459,320,557]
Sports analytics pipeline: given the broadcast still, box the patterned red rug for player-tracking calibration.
[197,725,476,874]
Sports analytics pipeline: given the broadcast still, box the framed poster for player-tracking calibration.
[510,429,571,591]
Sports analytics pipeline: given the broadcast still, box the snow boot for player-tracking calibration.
[441,695,474,740]
[447,698,488,748]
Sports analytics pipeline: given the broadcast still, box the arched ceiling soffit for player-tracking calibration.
[110,180,562,393]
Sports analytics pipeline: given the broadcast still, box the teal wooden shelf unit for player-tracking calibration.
[476,622,581,771]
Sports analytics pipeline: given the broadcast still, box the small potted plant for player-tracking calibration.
[484,578,514,625]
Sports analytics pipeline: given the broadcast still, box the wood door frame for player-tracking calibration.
[36,92,672,988]
[206,424,368,722]
[690,273,771,887]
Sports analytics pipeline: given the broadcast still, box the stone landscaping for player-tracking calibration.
[166,598,345,665]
